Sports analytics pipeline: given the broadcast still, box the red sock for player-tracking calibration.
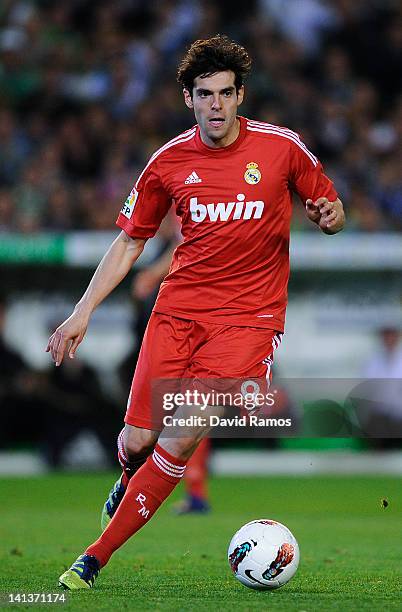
[86,444,186,567]
[185,437,210,500]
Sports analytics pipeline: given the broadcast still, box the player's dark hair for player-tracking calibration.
[177,34,252,94]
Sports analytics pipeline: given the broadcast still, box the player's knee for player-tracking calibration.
[161,436,201,462]
[123,425,158,459]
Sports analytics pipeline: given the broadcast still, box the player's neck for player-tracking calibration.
[199,118,240,149]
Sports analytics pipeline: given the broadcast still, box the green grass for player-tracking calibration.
[0,473,401,611]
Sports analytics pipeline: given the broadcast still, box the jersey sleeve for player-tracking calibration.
[116,158,172,238]
[289,139,338,204]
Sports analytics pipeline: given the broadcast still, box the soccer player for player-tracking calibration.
[47,35,345,589]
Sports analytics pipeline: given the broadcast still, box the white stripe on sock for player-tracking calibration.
[152,454,185,478]
[152,451,185,478]
[153,450,186,473]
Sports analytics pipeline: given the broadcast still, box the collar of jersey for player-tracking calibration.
[194,115,247,154]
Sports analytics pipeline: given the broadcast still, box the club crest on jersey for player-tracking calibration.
[121,188,138,219]
[244,162,261,185]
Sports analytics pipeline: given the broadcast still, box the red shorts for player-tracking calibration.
[125,312,283,430]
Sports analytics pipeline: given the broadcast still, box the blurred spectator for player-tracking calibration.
[0,294,26,412]
[0,291,120,465]
[259,0,339,55]
[376,156,402,229]
[0,108,29,186]
[0,189,13,230]
[0,293,48,448]
[363,328,402,381]
[58,115,103,180]
[43,183,74,231]
[13,158,47,227]
[42,355,119,467]
[0,0,400,232]
[347,187,385,232]
[359,327,402,447]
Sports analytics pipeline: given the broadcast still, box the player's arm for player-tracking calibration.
[289,137,345,235]
[46,231,145,366]
[305,196,345,234]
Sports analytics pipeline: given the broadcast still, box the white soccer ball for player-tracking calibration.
[228,519,300,590]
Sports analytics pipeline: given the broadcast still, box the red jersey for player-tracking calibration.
[116,116,338,332]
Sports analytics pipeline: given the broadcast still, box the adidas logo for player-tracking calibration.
[185,171,202,184]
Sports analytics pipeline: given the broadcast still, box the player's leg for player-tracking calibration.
[82,403,224,571]
[173,437,211,514]
[101,424,159,530]
[59,313,194,589]
[59,423,166,591]
[100,312,191,530]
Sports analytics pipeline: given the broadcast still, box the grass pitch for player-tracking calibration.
[0,472,401,611]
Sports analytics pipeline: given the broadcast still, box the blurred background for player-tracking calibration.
[1,0,401,475]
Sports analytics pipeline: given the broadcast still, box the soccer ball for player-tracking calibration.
[228,519,299,590]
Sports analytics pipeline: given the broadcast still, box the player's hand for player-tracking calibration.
[45,309,89,366]
[305,197,322,223]
[305,197,345,233]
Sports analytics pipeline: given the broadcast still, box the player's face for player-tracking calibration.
[184,70,244,148]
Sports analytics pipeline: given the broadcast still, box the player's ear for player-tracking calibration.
[237,85,245,107]
[183,88,194,109]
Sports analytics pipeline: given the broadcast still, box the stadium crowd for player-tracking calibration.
[0,0,401,234]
